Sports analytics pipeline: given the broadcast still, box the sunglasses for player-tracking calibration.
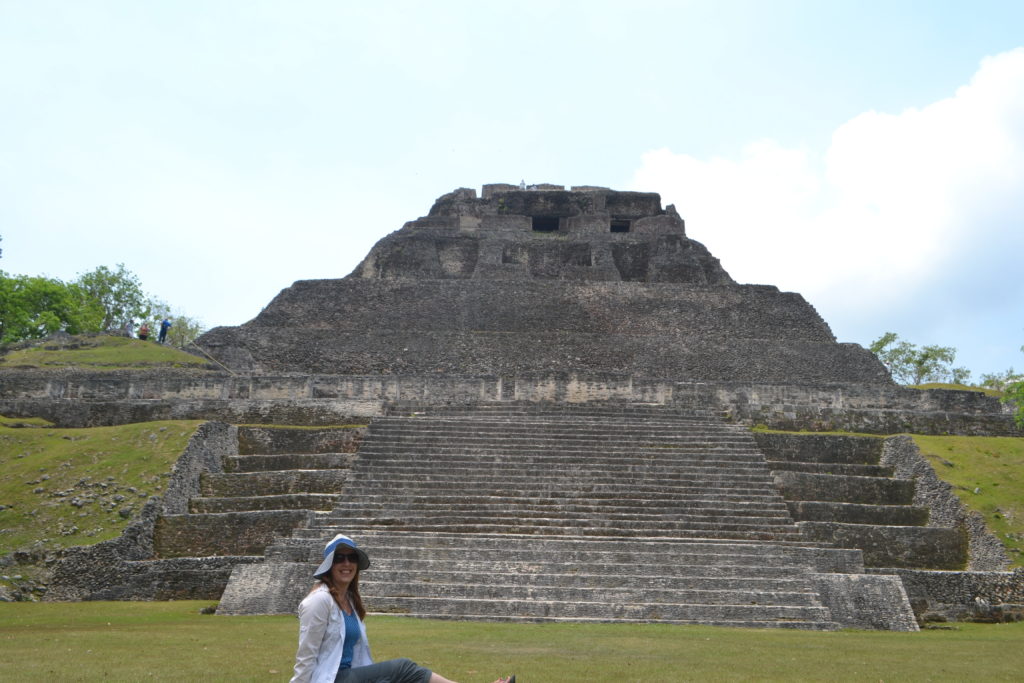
[333,552,361,564]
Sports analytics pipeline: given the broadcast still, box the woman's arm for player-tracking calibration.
[290,591,333,683]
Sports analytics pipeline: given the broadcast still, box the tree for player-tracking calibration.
[73,264,152,332]
[1000,346,1024,429]
[0,272,97,344]
[979,367,1024,391]
[869,332,971,385]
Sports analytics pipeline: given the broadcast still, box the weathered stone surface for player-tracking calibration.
[798,522,968,569]
[881,436,1011,570]
[877,568,1024,622]
[811,573,919,631]
[193,185,892,383]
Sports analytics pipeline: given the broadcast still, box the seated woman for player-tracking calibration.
[291,533,514,683]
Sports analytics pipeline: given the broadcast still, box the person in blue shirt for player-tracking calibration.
[291,534,514,683]
[158,318,172,344]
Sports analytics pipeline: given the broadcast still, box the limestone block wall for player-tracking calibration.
[882,568,1024,622]
[1,370,1017,435]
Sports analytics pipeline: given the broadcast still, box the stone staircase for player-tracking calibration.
[219,404,888,629]
[126,426,362,599]
[756,433,968,569]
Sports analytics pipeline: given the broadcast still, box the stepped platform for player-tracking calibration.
[756,432,969,570]
[218,404,916,630]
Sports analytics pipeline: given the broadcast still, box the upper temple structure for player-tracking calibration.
[197,183,889,384]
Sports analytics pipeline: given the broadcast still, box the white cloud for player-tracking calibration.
[631,48,1024,324]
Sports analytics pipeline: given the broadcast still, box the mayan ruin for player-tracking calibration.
[3,184,1022,630]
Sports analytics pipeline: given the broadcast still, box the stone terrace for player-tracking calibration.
[219,404,914,629]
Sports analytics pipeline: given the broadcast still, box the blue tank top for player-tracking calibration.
[338,608,361,670]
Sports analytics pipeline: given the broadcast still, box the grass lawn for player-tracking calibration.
[912,434,1024,565]
[1,602,1022,681]
[0,420,204,555]
[0,334,211,370]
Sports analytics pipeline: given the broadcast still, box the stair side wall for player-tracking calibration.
[44,422,237,600]
[880,436,1011,571]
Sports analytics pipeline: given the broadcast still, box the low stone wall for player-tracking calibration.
[44,422,237,600]
[798,521,968,569]
[154,511,313,557]
[875,568,1024,622]
[881,436,1010,570]
[0,370,1017,436]
[237,426,367,455]
[811,573,919,631]
[774,471,914,505]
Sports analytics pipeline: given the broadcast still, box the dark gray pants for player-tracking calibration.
[335,658,432,683]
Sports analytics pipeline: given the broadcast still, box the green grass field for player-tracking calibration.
[0,420,204,555]
[0,334,212,370]
[912,434,1024,564]
[0,602,1022,682]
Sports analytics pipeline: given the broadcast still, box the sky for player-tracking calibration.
[2,0,1023,380]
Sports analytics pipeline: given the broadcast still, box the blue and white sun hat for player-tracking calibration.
[313,533,371,576]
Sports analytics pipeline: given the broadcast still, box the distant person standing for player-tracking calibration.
[138,323,150,341]
[158,318,172,344]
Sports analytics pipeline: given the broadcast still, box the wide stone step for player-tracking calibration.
[154,510,314,557]
[786,501,930,526]
[190,493,339,513]
[225,453,355,472]
[345,480,785,497]
[325,506,793,525]
[356,462,773,477]
[312,522,805,540]
[363,580,823,606]
[767,461,893,477]
[114,556,263,600]
[237,425,366,456]
[336,490,790,504]
[380,613,837,629]
[200,470,350,497]
[368,424,752,440]
[326,500,792,516]
[357,449,768,463]
[752,433,883,465]
[366,595,833,623]
[773,471,915,505]
[266,531,863,567]
[345,470,777,485]
[797,522,968,569]
[362,566,816,586]
[364,435,757,449]
[332,510,796,530]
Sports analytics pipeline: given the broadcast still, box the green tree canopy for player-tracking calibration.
[869,332,971,385]
[0,272,97,344]
[73,264,151,332]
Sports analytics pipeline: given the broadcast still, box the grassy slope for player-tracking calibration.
[0,420,204,554]
[912,435,1024,565]
[0,602,1022,681]
[0,334,211,370]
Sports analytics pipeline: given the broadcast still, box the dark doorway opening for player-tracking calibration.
[610,219,631,233]
[532,216,560,232]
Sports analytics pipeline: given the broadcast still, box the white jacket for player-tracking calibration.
[291,585,373,683]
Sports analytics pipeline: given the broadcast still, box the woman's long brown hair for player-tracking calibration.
[314,567,367,620]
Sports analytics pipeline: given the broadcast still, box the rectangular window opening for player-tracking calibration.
[610,219,631,233]
[532,216,560,232]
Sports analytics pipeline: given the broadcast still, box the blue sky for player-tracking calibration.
[2,1,1022,380]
